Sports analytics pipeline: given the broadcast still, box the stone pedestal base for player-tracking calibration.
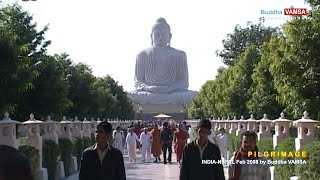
[69,156,78,174]
[135,104,187,120]
[39,168,48,180]
[295,138,303,151]
[129,90,197,105]
[136,104,185,113]
[270,166,275,180]
[55,161,65,180]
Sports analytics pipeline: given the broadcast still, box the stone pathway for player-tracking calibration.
[64,150,229,180]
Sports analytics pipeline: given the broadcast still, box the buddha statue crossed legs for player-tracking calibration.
[128,18,197,104]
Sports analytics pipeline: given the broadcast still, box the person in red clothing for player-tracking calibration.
[171,123,177,133]
[174,124,188,164]
[134,123,142,149]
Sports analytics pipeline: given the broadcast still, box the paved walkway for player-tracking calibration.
[65,150,229,180]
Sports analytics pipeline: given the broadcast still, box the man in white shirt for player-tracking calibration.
[113,126,125,153]
[140,127,153,162]
[216,128,228,160]
[126,128,140,162]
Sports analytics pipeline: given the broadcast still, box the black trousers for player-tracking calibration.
[162,143,172,162]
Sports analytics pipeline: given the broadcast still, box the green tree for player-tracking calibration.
[269,9,320,119]
[246,40,284,119]
[15,55,72,120]
[306,0,320,8]
[103,76,135,119]
[190,22,280,119]
[91,77,118,118]
[228,45,260,117]
[216,22,280,66]
[66,62,96,118]
[0,4,50,115]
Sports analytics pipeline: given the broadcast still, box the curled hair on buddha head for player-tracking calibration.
[97,121,113,134]
[151,17,171,46]
[152,18,171,32]
[0,145,34,180]
[197,119,211,130]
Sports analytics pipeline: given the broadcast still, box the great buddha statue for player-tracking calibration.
[128,18,197,105]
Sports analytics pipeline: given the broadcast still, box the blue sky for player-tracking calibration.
[10,0,310,91]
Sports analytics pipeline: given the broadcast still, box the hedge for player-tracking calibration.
[72,137,83,168]
[19,145,40,180]
[274,137,295,180]
[90,133,96,145]
[257,137,273,152]
[43,140,59,180]
[227,133,241,153]
[83,136,92,149]
[317,126,320,140]
[295,140,320,179]
[58,138,73,176]
[228,133,236,153]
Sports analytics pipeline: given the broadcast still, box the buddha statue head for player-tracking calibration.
[151,18,172,47]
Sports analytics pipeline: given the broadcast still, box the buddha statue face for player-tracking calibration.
[151,18,172,47]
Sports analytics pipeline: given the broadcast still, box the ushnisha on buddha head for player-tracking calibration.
[151,18,172,47]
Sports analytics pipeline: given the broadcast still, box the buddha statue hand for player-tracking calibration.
[144,85,169,93]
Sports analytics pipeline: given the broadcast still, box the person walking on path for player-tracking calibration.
[134,123,142,149]
[140,127,153,163]
[216,128,228,159]
[179,119,225,180]
[160,121,173,164]
[151,124,162,162]
[174,123,188,165]
[113,126,125,153]
[126,127,140,162]
[79,121,126,180]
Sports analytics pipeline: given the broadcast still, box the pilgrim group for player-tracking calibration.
[114,120,189,164]
[112,120,229,165]
[0,119,271,180]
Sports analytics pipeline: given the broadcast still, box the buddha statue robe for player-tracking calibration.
[128,17,197,105]
[128,46,197,104]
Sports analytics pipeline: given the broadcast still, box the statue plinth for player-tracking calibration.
[128,90,197,105]
[134,104,188,120]
[136,104,184,113]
